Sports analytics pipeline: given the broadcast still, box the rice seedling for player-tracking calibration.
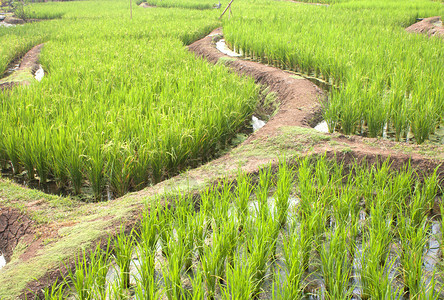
[201,225,228,300]
[162,234,187,300]
[186,267,205,300]
[255,165,273,219]
[65,247,106,300]
[40,280,66,300]
[359,252,399,300]
[113,227,135,290]
[397,214,429,297]
[319,224,355,299]
[245,214,277,295]
[220,248,258,300]
[275,158,293,228]
[134,248,160,300]
[234,169,252,229]
[281,220,307,299]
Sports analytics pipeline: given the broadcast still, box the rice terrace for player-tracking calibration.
[0,0,443,298]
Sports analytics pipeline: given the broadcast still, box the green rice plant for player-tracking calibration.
[332,186,359,226]
[359,251,399,300]
[255,165,273,219]
[440,200,444,255]
[66,144,84,195]
[297,156,316,220]
[368,199,393,267]
[107,280,128,300]
[162,235,187,300]
[40,280,66,300]
[385,163,413,217]
[389,89,410,142]
[199,186,215,218]
[19,135,35,180]
[415,271,442,300]
[0,6,257,199]
[137,205,159,254]
[319,224,354,299]
[409,182,431,228]
[113,226,135,290]
[187,267,205,300]
[397,214,429,297]
[410,101,437,144]
[65,250,98,300]
[220,248,258,300]
[90,243,112,300]
[84,139,107,201]
[32,127,51,185]
[245,215,276,295]
[106,141,136,198]
[421,167,439,214]
[366,96,388,138]
[323,94,340,133]
[192,210,208,261]
[223,0,443,144]
[211,179,233,230]
[201,225,227,300]
[234,169,252,230]
[275,158,293,228]
[360,200,394,299]
[271,270,296,300]
[158,204,174,258]
[221,216,240,270]
[282,221,306,299]
[134,246,160,300]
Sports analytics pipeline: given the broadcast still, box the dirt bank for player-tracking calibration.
[406,16,444,38]
[0,43,44,91]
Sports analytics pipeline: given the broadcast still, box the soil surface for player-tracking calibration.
[406,16,444,38]
[0,207,33,263]
[0,27,441,300]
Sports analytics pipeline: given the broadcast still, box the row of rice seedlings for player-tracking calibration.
[223,0,444,143]
[0,4,257,200]
[41,156,442,299]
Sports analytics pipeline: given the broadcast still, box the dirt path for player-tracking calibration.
[189,28,323,138]
[0,43,43,91]
[406,16,444,38]
[0,27,442,300]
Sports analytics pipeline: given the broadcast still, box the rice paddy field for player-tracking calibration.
[0,0,443,299]
[43,158,444,299]
[224,0,444,143]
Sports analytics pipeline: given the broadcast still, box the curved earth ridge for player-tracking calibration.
[0,44,44,91]
[0,27,441,299]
